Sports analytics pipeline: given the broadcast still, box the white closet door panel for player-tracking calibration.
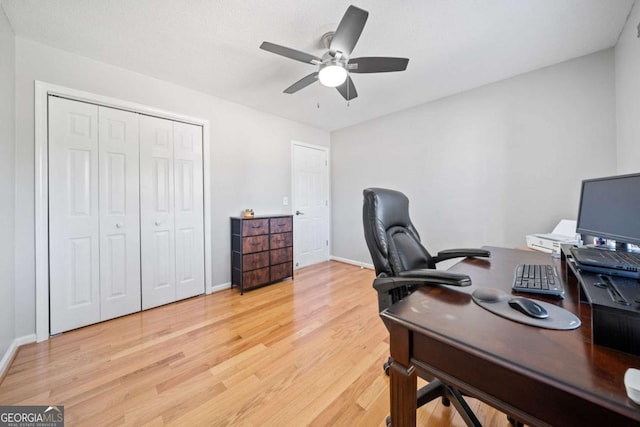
[140,115,176,309]
[99,106,141,320]
[49,97,100,334]
[173,122,205,300]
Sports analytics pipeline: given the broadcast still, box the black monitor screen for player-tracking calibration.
[576,173,640,246]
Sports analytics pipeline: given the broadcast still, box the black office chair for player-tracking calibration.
[362,187,490,427]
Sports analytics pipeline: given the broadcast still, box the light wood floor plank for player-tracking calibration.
[0,261,511,426]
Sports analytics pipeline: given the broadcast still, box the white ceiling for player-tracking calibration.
[1,0,635,131]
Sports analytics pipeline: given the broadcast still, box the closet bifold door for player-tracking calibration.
[49,98,141,334]
[140,115,176,309]
[173,122,205,300]
[140,116,205,309]
[98,106,141,321]
[49,97,101,334]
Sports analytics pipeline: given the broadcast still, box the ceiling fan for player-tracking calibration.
[260,5,409,101]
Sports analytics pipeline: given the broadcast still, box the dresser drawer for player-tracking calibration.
[242,219,269,236]
[270,247,293,265]
[270,232,293,249]
[243,251,270,272]
[242,235,269,253]
[243,267,270,289]
[271,262,293,282]
[270,217,292,233]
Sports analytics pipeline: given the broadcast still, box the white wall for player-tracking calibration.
[0,7,15,357]
[331,50,617,265]
[615,1,640,174]
[14,38,329,336]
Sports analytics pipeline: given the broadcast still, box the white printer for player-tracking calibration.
[526,219,579,253]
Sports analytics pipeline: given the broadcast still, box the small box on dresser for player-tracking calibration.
[231,215,294,294]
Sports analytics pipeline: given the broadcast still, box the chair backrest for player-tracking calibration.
[362,188,435,276]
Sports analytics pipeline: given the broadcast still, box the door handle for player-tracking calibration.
[295,210,304,216]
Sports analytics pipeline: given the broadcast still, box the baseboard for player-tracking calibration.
[0,334,36,381]
[330,255,374,270]
[210,282,231,294]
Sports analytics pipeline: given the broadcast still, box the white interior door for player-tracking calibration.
[140,115,176,309]
[98,106,141,320]
[173,122,205,300]
[49,97,101,334]
[292,143,330,269]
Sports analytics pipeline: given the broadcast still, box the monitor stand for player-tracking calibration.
[583,240,640,253]
[616,241,640,253]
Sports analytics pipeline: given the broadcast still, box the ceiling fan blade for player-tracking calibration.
[348,57,409,73]
[330,5,368,57]
[284,72,319,94]
[260,41,321,64]
[336,75,358,101]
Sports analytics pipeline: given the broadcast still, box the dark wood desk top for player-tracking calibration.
[382,246,640,425]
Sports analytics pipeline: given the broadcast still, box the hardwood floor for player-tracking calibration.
[0,261,509,426]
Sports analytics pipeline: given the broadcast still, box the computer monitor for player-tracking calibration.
[576,172,640,249]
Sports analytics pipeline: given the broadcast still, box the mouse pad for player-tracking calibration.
[472,288,581,330]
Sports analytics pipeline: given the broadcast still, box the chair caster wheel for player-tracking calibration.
[385,415,391,427]
[508,415,524,426]
[441,396,450,407]
[383,357,392,376]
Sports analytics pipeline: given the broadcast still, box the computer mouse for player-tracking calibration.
[508,297,549,319]
[472,288,505,303]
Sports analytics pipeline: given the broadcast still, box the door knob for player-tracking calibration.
[295,210,304,216]
[115,223,123,228]
[155,220,162,226]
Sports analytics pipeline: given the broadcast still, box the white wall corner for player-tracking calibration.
[0,334,36,380]
[329,255,374,270]
[210,282,232,294]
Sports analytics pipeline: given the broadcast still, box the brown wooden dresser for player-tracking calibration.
[230,215,294,294]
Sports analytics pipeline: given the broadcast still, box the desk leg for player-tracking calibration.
[389,322,417,427]
[390,360,417,427]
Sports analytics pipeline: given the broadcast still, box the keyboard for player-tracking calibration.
[513,264,564,297]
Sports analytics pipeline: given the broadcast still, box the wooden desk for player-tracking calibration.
[381,246,640,427]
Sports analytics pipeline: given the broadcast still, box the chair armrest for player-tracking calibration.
[397,269,472,286]
[373,271,471,312]
[432,248,491,264]
[374,270,471,294]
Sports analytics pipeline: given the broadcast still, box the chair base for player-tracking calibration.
[383,367,482,427]
[417,379,481,427]
[383,358,522,426]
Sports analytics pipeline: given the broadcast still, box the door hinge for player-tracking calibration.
[326,240,328,246]
[325,200,328,206]
[325,160,328,166]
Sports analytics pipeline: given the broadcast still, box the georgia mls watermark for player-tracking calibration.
[0,406,64,427]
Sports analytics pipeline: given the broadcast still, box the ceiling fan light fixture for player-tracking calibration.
[318,62,347,87]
